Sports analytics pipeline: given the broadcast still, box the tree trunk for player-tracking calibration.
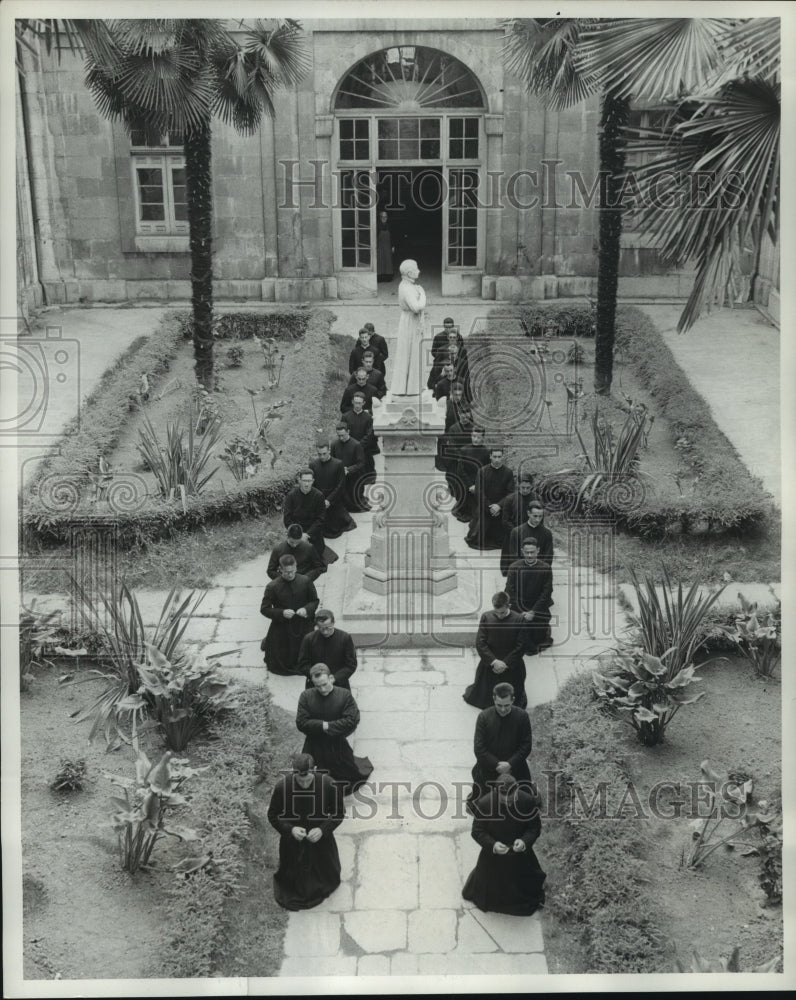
[185,121,214,389]
[595,93,630,396]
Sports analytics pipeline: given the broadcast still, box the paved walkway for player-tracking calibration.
[636,304,780,506]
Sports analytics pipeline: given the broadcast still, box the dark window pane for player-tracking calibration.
[449,118,463,138]
[449,139,463,159]
[398,139,418,159]
[166,131,183,147]
[401,118,419,138]
[462,247,477,266]
[464,138,479,158]
[378,140,398,160]
[420,118,440,137]
[354,139,370,159]
[357,209,370,227]
[359,248,371,266]
[464,117,478,137]
[342,248,356,267]
[463,208,477,228]
[378,119,399,139]
[340,120,354,139]
[355,119,369,137]
[342,209,355,228]
[420,140,440,159]
[340,140,355,160]
[140,204,165,220]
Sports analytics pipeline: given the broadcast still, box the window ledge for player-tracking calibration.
[132,235,189,253]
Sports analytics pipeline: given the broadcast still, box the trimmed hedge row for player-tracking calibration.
[485,303,774,537]
[162,685,284,978]
[534,673,669,973]
[22,308,335,548]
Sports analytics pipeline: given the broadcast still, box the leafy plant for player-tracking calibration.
[51,758,87,792]
[687,761,782,884]
[220,434,262,482]
[593,646,705,745]
[69,581,204,745]
[728,590,781,678]
[575,406,651,505]
[136,398,221,499]
[625,566,727,680]
[225,344,244,368]
[137,643,240,752]
[255,336,286,388]
[19,602,61,691]
[567,340,585,365]
[106,747,203,874]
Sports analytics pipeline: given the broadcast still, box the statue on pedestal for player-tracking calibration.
[391,259,426,397]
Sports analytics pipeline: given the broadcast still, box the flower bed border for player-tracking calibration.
[21,309,335,549]
[487,303,774,536]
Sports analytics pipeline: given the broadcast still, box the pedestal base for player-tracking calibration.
[334,554,497,648]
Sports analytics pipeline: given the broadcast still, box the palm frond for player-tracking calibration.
[577,18,727,102]
[15,18,118,74]
[501,17,601,110]
[714,18,780,83]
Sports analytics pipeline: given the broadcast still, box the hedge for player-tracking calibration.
[534,672,669,973]
[485,304,774,537]
[22,308,335,548]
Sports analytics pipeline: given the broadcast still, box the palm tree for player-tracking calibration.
[625,19,779,331]
[17,18,310,388]
[503,17,729,393]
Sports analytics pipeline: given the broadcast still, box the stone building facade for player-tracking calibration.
[17,17,769,311]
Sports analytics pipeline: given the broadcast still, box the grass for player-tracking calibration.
[532,672,671,973]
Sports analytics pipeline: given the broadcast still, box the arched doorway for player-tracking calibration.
[332,46,487,298]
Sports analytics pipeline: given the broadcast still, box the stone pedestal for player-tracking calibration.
[363,391,456,597]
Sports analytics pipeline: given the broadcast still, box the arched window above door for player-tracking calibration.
[334,46,486,111]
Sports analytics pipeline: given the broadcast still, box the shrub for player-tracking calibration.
[137,644,240,753]
[225,345,245,368]
[137,400,222,500]
[593,647,705,746]
[220,434,262,481]
[69,582,204,745]
[728,591,781,679]
[19,602,61,691]
[106,749,202,874]
[675,949,780,973]
[50,758,87,792]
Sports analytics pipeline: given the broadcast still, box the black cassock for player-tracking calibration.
[464,610,527,709]
[267,539,325,583]
[368,331,389,361]
[348,368,387,400]
[267,771,344,911]
[502,520,554,577]
[331,437,369,512]
[340,382,377,413]
[298,628,358,690]
[466,464,516,549]
[349,343,386,375]
[454,443,490,519]
[260,574,319,675]
[283,486,326,559]
[470,705,533,804]
[462,787,546,916]
[296,686,373,795]
[506,558,553,653]
[310,456,355,538]
[341,409,379,477]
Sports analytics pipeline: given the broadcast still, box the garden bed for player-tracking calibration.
[484,304,775,536]
[21,309,335,549]
[533,655,782,974]
[20,665,295,980]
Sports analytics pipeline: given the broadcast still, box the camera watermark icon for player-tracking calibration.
[0,324,81,440]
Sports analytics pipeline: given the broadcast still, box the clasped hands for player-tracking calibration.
[491,659,508,674]
[291,826,323,843]
[493,839,527,855]
[283,608,308,620]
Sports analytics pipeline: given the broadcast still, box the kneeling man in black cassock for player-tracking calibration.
[266,753,344,911]
[266,523,325,583]
[468,682,532,811]
[462,772,546,916]
[296,663,373,796]
[260,554,319,675]
[464,591,527,709]
[298,608,358,690]
[506,536,554,654]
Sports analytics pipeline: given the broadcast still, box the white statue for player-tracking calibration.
[391,259,427,397]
